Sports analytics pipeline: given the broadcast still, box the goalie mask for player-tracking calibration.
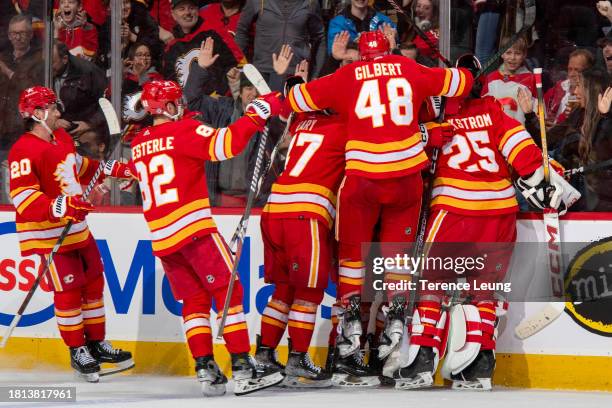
[141,80,184,120]
[358,30,390,61]
[456,53,483,99]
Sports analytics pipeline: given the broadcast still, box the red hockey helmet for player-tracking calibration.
[358,30,390,61]
[141,80,184,118]
[18,86,58,119]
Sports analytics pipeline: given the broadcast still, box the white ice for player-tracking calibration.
[0,370,611,408]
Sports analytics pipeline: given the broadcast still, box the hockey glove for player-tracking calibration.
[103,160,133,179]
[245,92,283,128]
[515,165,581,215]
[49,195,94,222]
[420,121,454,148]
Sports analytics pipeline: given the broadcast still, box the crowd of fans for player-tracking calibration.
[0,0,610,211]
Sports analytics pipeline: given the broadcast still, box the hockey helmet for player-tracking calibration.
[455,53,482,78]
[141,80,184,119]
[358,30,390,61]
[18,86,58,119]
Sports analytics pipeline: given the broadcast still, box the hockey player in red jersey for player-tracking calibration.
[129,80,284,396]
[8,86,134,382]
[286,30,474,364]
[391,55,580,390]
[254,106,346,388]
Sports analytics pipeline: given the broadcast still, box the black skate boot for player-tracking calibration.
[337,295,362,358]
[195,355,228,397]
[333,350,380,387]
[231,352,284,395]
[70,345,100,383]
[87,340,135,376]
[378,295,407,360]
[284,351,332,388]
[450,350,495,391]
[325,345,338,375]
[393,346,435,390]
[254,334,285,373]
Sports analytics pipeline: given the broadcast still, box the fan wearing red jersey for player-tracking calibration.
[129,80,283,396]
[8,87,134,383]
[391,55,580,391]
[286,30,474,359]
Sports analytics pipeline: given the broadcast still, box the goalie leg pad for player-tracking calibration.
[441,304,482,380]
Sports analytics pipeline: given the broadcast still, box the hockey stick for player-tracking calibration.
[385,0,452,68]
[217,64,271,338]
[475,0,536,79]
[514,68,565,340]
[0,98,123,348]
[564,157,612,177]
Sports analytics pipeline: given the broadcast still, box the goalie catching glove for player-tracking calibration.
[515,165,581,215]
[245,92,284,128]
[49,195,94,222]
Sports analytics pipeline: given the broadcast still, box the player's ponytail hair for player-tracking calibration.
[578,69,610,165]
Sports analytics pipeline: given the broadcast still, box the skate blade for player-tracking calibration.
[452,378,492,391]
[74,370,99,383]
[282,375,333,389]
[99,358,135,376]
[201,382,227,397]
[234,372,284,396]
[331,373,380,388]
[394,372,434,390]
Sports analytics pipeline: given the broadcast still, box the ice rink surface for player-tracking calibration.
[1,371,611,408]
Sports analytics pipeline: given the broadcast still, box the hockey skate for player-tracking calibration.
[254,335,285,373]
[393,346,435,390]
[283,351,332,388]
[70,345,100,383]
[332,349,380,388]
[87,340,135,376]
[450,350,495,391]
[231,352,284,395]
[337,295,362,358]
[378,296,406,359]
[195,356,228,397]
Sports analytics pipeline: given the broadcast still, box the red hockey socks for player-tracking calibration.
[182,292,213,358]
[212,280,249,354]
[337,259,364,301]
[260,283,294,349]
[288,287,323,353]
[82,275,105,341]
[54,288,85,347]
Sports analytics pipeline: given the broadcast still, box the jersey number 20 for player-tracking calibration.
[134,154,178,211]
[354,78,413,128]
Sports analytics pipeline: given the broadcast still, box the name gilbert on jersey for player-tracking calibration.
[354,63,403,80]
[132,136,175,160]
[447,113,493,130]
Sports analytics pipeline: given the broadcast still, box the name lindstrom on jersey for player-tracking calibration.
[447,113,494,130]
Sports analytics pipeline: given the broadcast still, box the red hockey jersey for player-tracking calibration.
[8,129,99,255]
[129,115,261,256]
[481,66,536,124]
[431,96,542,216]
[287,54,473,179]
[57,23,99,59]
[263,113,346,229]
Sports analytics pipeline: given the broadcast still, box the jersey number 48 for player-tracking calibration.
[354,78,414,128]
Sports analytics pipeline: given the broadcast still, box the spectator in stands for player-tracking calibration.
[544,49,595,127]
[0,14,42,152]
[235,0,326,86]
[199,0,244,37]
[54,0,99,59]
[327,0,396,55]
[403,0,440,60]
[124,42,163,92]
[474,0,504,64]
[52,41,106,131]
[120,0,161,61]
[163,0,244,95]
[482,36,536,124]
[602,38,612,74]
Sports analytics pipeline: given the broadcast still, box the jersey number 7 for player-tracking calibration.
[286,132,324,177]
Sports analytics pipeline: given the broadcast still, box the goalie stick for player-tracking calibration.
[0,98,125,349]
[564,157,612,177]
[514,68,566,340]
[217,64,272,338]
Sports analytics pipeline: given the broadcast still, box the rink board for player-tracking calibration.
[1,210,611,391]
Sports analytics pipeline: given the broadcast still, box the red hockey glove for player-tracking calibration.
[103,160,133,179]
[245,92,284,128]
[49,195,94,222]
[422,121,454,148]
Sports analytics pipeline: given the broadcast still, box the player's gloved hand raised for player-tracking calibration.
[245,92,284,128]
[420,121,454,148]
[49,195,94,222]
[103,160,132,179]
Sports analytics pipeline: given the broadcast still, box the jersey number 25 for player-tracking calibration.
[443,131,499,173]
